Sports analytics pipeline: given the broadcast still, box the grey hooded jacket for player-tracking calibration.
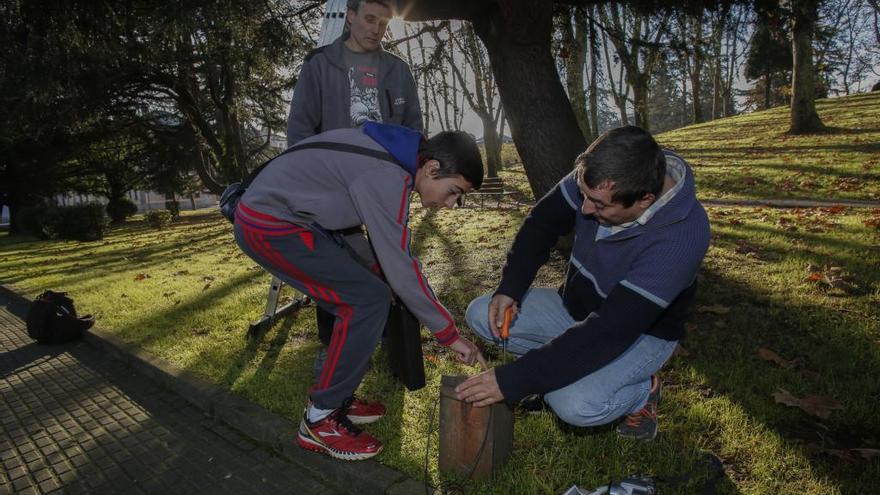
[286,35,423,146]
[241,128,460,346]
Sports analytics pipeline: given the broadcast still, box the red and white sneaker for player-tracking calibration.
[297,404,383,461]
[347,397,386,425]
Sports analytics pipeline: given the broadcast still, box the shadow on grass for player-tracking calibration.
[673,143,880,157]
[0,227,232,292]
[713,220,879,278]
[676,226,880,492]
[0,218,227,265]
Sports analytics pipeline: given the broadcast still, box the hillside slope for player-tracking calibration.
[657,91,880,201]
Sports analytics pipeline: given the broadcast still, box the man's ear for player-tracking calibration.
[636,193,656,209]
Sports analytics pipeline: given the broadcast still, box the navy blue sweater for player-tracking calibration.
[493,151,710,405]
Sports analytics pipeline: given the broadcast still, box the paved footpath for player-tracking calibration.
[0,293,343,495]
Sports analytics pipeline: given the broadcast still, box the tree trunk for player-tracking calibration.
[764,72,772,110]
[689,17,704,124]
[631,77,649,130]
[601,25,629,126]
[789,0,826,134]
[472,0,585,198]
[561,6,590,142]
[587,6,600,141]
[481,111,501,177]
[710,20,724,119]
[193,148,224,194]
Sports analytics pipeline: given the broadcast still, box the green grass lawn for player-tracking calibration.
[3,203,878,494]
[2,93,879,494]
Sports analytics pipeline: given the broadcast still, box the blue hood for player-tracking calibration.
[363,122,422,178]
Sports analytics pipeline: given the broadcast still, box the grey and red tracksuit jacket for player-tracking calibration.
[239,122,460,346]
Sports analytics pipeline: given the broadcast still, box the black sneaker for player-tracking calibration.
[616,375,661,441]
[517,394,547,414]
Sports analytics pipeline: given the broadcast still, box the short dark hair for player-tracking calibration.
[418,131,484,190]
[347,0,392,13]
[574,126,666,207]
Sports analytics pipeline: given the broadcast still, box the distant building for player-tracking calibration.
[52,186,220,213]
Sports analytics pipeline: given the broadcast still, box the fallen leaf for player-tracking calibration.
[134,273,149,281]
[773,388,843,419]
[734,242,760,256]
[697,304,730,315]
[758,348,797,368]
[673,345,690,357]
[807,272,823,282]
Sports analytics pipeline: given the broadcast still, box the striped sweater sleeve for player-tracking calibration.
[348,169,459,346]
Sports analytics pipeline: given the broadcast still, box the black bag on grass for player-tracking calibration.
[26,291,94,344]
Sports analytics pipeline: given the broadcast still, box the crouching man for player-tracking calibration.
[456,126,710,441]
[235,122,487,460]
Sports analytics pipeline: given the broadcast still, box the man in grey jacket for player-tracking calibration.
[287,0,424,384]
[235,122,486,460]
[286,0,422,145]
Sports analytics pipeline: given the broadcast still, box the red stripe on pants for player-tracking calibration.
[240,223,351,392]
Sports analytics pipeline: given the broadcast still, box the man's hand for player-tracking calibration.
[488,294,517,338]
[455,369,504,407]
[448,336,489,370]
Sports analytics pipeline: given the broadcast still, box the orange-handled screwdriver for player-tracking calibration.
[500,306,513,361]
[501,306,513,340]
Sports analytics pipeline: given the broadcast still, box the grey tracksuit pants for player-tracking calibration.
[234,204,390,410]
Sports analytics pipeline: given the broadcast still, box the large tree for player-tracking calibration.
[0,0,119,233]
[745,8,792,110]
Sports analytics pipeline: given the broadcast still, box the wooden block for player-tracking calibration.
[438,375,514,480]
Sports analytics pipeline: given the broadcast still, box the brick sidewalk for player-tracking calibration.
[0,294,343,494]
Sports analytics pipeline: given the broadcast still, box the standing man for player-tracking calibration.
[286,0,424,390]
[456,126,710,441]
[287,0,422,145]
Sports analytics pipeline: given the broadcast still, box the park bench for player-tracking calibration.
[462,176,516,208]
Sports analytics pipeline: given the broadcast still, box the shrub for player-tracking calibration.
[145,209,173,229]
[164,200,180,219]
[48,203,108,241]
[106,197,139,223]
[16,204,52,239]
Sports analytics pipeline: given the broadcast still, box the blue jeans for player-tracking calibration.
[465,288,678,427]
